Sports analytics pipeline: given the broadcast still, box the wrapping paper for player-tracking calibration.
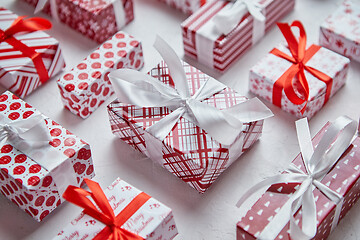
[237,120,360,240]
[107,60,264,193]
[320,0,360,63]
[158,0,209,14]
[0,91,94,221]
[21,0,134,43]
[249,43,350,118]
[0,8,65,98]
[54,178,178,240]
[57,31,144,119]
[181,0,295,72]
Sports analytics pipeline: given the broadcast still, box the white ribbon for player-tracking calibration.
[0,113,78,201]
[35,0,59,22]
[236,116,358,240]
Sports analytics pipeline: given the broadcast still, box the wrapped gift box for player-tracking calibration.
[181,0,295,72]
[158,0,209,14]
[0,8,65,98]
[0,91,94,222]
[21,0,134,43]
[237,117,360,239]
[57,31,144,119]
[54,178,178,240]
[319,0,360,63]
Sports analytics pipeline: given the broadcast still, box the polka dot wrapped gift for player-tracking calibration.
[0,91,94,222]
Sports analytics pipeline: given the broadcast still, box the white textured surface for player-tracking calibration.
[0,0,360,239]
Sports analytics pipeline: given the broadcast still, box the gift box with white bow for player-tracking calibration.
[236,116,360,240]
[181,0,295,72]
[158,0,210,15]
[57,31,144,119]
[21,0,134,43]
[0,91,94,221]
[320,0,360,63]
[54,178,178,240]
[107,37,273,193]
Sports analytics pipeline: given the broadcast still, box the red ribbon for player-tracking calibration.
[0,16,52,83]
[271,20,333,114]
[63,178,150,240]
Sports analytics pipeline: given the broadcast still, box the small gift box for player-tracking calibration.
[320,0,360,63]
[107,37,273,193]
[158,0,209,15]
[181,0,295,72]
[249,21,350,119]
[0,91,94,221]
[22,0,134,43]
[57,31,144,119]
[54,178,178,240]
[0,8,65,98]
[236,116,360,240]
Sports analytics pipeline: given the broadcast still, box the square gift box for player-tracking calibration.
[181,0,295,72]
[0,91,94,222]
[57,31,144,119]
[0,8,66,98]
[319,0,360,63]
[21,0,134,43]
[158,0,209,15]
[249,21,350,119]
[54,178,178,240]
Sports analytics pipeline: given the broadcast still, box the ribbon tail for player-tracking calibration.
[34,0,48,13]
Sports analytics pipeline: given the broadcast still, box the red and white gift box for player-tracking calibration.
[0,8,65,98]
[320,0,360,63]
[181,0,295,72]
[54,178,178,240]
[22,0,134,43]
[0,91,94,222]
[158,0,209,15]
[57,31,144,119]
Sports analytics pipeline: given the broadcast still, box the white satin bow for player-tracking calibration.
[236,116,358,240]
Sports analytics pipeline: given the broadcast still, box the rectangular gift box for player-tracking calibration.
[0,8,65,98]
[249,42,350,119]
[158,0,209,15]
[319,0,360,63]
[54,177,178,240]
[107,60,265,193]
[237,120,360,240]
[21,0,134,43]
[0,91,94,222]
[57,31,144,119]
[181,0,295,72]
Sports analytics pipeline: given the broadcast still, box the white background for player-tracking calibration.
[1,0,360,239]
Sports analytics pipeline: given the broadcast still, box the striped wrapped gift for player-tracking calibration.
[158,0,209,15]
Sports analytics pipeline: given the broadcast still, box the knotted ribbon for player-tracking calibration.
[271,21,333,114]
[63,178,150,240]
[236,116,357,240]
[0,16,51,83]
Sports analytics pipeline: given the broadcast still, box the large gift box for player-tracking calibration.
[181,0,295,72]
[319,0,360,63]
[22,0,134,43]
[158,0,209,15]
[57,31,144,119]
[236,116,360,240]
[0,8,65,98]
[54,178,178,240]
[0,91,94,221]
[107,37,273,193]
[249,21,350,119]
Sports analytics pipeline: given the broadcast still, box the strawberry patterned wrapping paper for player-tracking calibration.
[249,21,350,119]
[57,31,144,119]
[22,0,134,43]
[320,0,360,63]
[0,8,65,98]
[181,0,295,72]
[54,178,178,240]
[157,0,209,15]
[236,116,360,240]
[0,91,94,222]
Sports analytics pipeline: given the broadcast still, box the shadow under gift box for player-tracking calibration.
[57,31,144,119]
[107,60,265,193]
[20,0,134,43]
[0,91,94,222]
[157,0,209,15]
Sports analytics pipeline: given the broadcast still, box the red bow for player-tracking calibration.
[63,179,150,240]
[0,16,52,83]
[271,20,333,114]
